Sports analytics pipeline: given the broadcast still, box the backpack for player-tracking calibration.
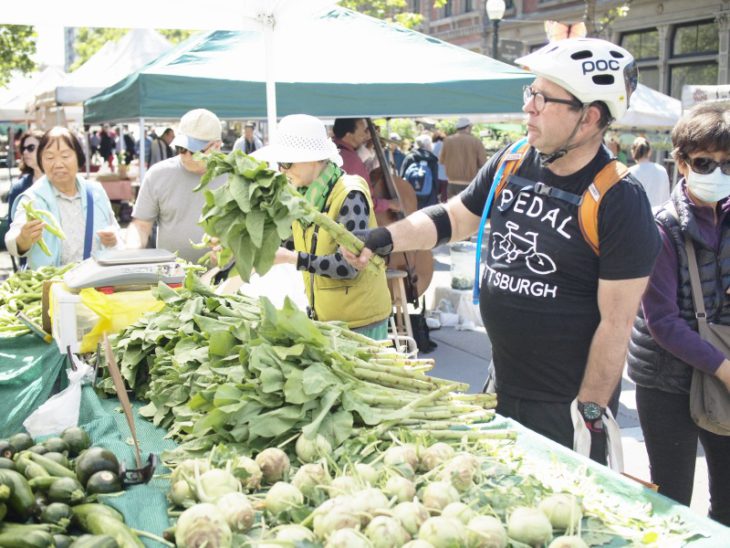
[404,160,434,199]
[493,141,629,254]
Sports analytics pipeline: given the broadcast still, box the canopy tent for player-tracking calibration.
[83,7,532,123]
[34,29,172,107]
[0,67,67,121]
[612,83,682,131]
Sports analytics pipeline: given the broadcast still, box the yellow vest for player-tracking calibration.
[292,175,392,328]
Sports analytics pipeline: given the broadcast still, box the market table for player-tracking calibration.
[2,343,730,546]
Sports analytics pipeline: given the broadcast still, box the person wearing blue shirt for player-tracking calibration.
[4,127,120,269]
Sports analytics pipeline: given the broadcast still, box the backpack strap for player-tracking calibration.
[494,140,532,197]
[578,160,629,255]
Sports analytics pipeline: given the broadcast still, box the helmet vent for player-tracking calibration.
[570,50,593,60]
[609,50,625,59]
[593,75,615,86]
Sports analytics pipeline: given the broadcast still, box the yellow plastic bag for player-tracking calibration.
[78,288,164,353]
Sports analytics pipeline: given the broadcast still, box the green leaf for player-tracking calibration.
[249,405,304,438]
[209,330,236,357]
[319,409,354,446]
[245,209,266,248]
[301,388,341,439]
[283,369,309,404]
[301,363,342,398]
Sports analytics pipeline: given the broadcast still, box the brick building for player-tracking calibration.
[412,0,730,98]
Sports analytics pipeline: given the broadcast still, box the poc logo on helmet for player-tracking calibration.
[582,59,620,74]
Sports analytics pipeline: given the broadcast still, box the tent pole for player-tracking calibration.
[263,22,277,140]
[85,127,91,177]
[138,117,146,182]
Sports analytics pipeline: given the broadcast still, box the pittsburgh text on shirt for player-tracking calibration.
[485,264,559,299]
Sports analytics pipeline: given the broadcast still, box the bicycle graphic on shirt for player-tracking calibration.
[490,221,557,275]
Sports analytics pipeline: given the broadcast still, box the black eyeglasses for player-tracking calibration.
[278,162,293,170]
[21,144,36,153]
[689,156,730,176]
[523,86,583,113]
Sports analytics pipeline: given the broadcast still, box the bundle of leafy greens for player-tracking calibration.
[194,151,383,281]
[103,273,503,461]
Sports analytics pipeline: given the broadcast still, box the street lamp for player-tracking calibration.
[486,0,506,61]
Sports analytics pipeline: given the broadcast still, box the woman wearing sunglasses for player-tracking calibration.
[4,127,120,269]
[627,101,730,525]
[6,130,44,223]
[260,114,392,340]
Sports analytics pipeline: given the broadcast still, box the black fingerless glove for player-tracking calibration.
[355,227,393,257]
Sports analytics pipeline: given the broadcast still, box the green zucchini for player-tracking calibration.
[28,445,48,455]
[0,440,14,459]
[0,457,16,470]
[53,534,73,548]
[40,502,72,525]
[74,448,120,487]
[0,484,9,501]
[61,428,91,458]
[0,502,6,522]
[28,476,57,491]
[42,438,68,455]
[69,534,119,548]
[71,505,143,548]
[0,525,54,547]
[48,477,85,505]
[27,452,77,479]
[85,471,122,495]
[0,469,37,519]
[8,433,34,452]
[42,452,70,469]
[23,461,50,480]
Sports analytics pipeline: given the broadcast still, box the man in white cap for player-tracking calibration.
[345,38,661,466]
[127,108,227,262]
[439,117,487,199]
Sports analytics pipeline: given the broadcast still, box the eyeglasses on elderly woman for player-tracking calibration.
[688,157,730,176]
[21,144,36,153]
[277,162,293,170]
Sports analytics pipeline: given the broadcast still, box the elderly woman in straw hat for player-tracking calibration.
[262,114,392,340]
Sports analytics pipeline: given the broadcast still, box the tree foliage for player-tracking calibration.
[0,25,37,88]
[340,0,447,28]
[71,28,194,71]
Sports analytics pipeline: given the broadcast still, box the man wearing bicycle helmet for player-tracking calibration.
[345,38,661,465]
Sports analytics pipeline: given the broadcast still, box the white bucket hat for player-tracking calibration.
[257,114,343,166]
[172,108,222,152]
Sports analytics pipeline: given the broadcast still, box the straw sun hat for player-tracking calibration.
[257,114,343,166]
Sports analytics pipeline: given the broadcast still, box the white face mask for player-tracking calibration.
[686,167,730,203]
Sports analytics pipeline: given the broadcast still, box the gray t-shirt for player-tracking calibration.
[132,156,225,262]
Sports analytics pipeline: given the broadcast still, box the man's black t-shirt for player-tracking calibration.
[461,144,661,402]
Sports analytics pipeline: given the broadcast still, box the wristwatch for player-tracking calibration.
[578,401,605,432]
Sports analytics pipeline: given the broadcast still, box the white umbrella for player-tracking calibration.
[2,0,339,134]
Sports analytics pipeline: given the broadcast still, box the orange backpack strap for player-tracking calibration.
[578,160,629,255]
[494,140,532,197]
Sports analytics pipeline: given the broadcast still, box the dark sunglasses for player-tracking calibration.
[21,144,36,153]
[278,162,293,170]
[689,157,730,176]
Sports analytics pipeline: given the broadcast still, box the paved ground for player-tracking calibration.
[0,168,711,521]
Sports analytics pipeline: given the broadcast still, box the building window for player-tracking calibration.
[672,20,719,57]
[412,0,420,13]
[444,0,452,17]
[464,0,473,12]
[620,29,659,60]
[638,67,660,91]
[670,63,718,98]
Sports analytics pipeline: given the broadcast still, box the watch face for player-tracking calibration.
[581,402,603,420]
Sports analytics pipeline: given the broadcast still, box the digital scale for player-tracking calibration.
[63,249,186,290]
[50,249,186,354]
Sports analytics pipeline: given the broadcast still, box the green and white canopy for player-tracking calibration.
[84,7,532,123]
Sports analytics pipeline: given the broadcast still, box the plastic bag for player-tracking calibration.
[571,398,624,472]
[78,287,164,353]
[23,356,95,437]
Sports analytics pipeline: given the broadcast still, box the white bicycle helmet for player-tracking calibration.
[515,38,638,121]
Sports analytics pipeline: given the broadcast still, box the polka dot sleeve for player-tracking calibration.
[296,190,370,279]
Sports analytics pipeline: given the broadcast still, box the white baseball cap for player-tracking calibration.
[171,108,222,152]
[256,114,342,166]
[455,117,471,129]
